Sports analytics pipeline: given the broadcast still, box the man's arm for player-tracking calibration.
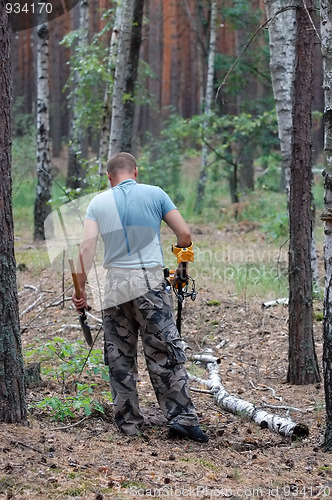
[163,209,192,280]
[163,209,191,247]
[72,218,99,309]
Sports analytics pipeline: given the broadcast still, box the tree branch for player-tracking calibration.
[216,6,298,104]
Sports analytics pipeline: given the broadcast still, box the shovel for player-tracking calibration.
[68,257,93,347]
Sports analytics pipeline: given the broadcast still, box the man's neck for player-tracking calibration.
[111,176,136,187]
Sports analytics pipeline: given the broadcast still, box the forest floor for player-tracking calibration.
[1,222,331,500]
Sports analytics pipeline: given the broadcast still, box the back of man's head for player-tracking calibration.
[106,152,137,177]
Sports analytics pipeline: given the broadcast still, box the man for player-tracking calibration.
[72,152,208,443]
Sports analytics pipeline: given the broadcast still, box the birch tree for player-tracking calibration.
[99,0,144,171]
[108,0,135,156]
[264,0,319,290]
[34,21,52,240]
[67,0,89,189]
[98,1,124,174]
[194,0,218,213]
[263,0,296,195]
[0,2,27,423]
[320,0,332,451]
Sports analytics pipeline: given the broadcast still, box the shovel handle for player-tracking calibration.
[68,258,82,300]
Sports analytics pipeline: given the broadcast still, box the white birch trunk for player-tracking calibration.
[320,0,332,451]
[264,0,319,290]
[67,0,89,189]
[108,0,134,157]
[34,22,51,241]
[189,358,309,439]
[194,0,217,213]
[263,0,297,196]
[98,1,124,175]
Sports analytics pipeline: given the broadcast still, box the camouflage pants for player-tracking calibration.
[103,269,199,436]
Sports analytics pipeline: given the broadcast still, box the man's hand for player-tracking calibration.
[175,262,189,288]
[72,288,88,311]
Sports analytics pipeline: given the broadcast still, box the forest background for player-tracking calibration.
[3,0,332,498]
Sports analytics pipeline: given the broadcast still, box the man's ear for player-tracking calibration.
[134,167,138,179]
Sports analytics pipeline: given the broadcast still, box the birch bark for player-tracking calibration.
[263,0,297,195]
[108,0,135,157]
[320,0,332,451]
[264,0,319,289]
[98,1,124,175]
[194,0,217,213]
[66,0,89,189]
[34,21,52,241]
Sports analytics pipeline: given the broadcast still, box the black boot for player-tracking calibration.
[169,423,209,443]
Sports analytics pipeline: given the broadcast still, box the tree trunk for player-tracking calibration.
[108,0,135,156]
[0,3,27,423]
[66,0,89,189]
[194,0,217,214]
[34,22,52,241]
[320,0,332,452]
[98,1,124,175]
[188,356,309,439]
[265,0,320,333]
[50,21,63,157]
[287,0,320,385]
[263,0,297,195]
[121,0,144,153]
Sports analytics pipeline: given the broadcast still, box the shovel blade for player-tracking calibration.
[79,312,93,346]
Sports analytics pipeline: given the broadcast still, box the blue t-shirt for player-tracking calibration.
[85,179,176,268]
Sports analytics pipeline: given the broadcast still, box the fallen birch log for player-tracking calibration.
[188,357,309,439]
[262,297,289,308]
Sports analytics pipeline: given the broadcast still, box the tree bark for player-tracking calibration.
[0,3,27,423]
[121,0,144,153]
[34,22,52,241]
[49,21,63,157]
[320,0,332,452]
[195,0,217,214]
[287,0,320,385]
[263,0,297,195]
[66,0,89,189]
[98,1,124,174]
[189,358,309,439]
[108,0,135,156]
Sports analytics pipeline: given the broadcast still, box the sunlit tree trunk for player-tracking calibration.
[109,0,134,156]
[0,2,27,423]
[34,21,52,241]
[320,0,332,451]
[194,0,217,214]
[67,0,89,189]
[287,0,320,385]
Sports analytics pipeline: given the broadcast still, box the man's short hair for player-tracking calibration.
[106,152,137,176]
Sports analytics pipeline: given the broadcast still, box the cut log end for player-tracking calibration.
[291,423,310,440]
